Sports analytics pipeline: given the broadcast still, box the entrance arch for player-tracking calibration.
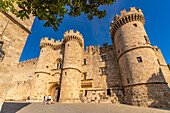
[48,83,60,102]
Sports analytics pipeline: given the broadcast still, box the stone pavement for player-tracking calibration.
[1,102,170,113]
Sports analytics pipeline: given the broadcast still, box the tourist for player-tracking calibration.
[26,96,30,103]
[45,96,48,105]
[43,95,45,105]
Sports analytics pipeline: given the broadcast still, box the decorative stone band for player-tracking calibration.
[0,10,32,34]
[110,13,145,37]
[124,82,168,88]
[62,67,81,73]
[34,71,51,75]
[117,46,152,62]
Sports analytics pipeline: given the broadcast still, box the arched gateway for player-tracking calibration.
[48,82,60,102]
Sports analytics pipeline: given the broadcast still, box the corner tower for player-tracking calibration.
[59,30,84,103]
[110,7,169,107]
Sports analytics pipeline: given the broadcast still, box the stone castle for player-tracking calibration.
[0,7,170,108]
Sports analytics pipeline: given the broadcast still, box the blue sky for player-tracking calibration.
[20,0,170,64]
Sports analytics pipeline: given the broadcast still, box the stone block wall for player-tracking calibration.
[124,84,170,108]
[0,11,34,99]
[80,89,120,104]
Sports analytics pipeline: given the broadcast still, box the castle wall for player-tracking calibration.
[0,11,34,99]
[5,58,38,100]
[153,46,170,87]
[81,44,124,103]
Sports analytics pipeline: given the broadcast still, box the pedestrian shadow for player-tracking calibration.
[1,102,31,113]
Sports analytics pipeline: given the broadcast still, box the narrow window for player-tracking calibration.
[127,78,130,84]
[102,68,106,75]
[107,89,111,96]
[85,90,87,97]
[46,66,49,68]
[68,44,69,46]
[60,63,62,68]
[157,59,160,65]
[57,63,59,69]
[101,55,106,61]
[144,36,150,44]
[137,57,142,63]
[133,23,137,27]
[37,74,39,78]
[65,72,67,76]
[84,73,87,80]
[84,59,86,65]
[118,50,120,53]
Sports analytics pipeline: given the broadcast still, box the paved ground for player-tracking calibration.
[1,102,170,113]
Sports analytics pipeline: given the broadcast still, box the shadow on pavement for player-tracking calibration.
[1,102,31,113]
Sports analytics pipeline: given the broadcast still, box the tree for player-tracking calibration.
[0,0,117,31]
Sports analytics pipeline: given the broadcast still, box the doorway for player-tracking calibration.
[54,88,60,102]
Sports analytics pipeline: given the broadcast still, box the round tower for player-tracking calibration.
[59,30,84,103]
[34,37,58,101]
[110,7,168,107]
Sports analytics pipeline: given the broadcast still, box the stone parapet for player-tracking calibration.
[18,58,38,64]
[110,7,145,38]
[40,37,62,50]
[63,30,84,48]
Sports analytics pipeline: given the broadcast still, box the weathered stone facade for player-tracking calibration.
[0,7,170,108]
[0,10,34,100]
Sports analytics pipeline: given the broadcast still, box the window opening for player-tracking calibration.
[144,36,150,44]
[137,57,143,63]
[85,90,87,97]
[127,78,130,84]
[84,59,86,65]
[102,68,106,75]
[107,89,111,96]
[133,23,137,27]
[157,59,160,65]
[84,73,87,80]
[101,55,106,61]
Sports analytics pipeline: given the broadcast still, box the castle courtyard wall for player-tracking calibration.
[0,11,34,99]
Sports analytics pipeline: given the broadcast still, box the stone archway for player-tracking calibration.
[48,83,60,102]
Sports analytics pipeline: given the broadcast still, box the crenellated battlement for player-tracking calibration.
[63,30,84,47]
[85,45,100,54]
[40,37,62,50]
[110,7,145,37]
[18,58,38,65]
